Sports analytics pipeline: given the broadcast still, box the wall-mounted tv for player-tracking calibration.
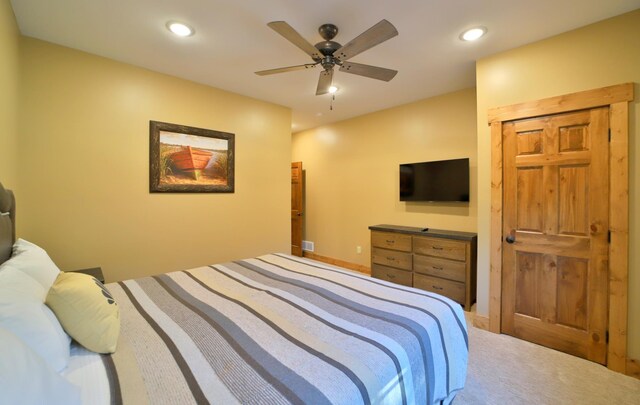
[400,158,469,202]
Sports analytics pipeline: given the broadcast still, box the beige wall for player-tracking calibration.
[476,10,640,357]
[292,88,477,266]
[18,38,292,282]
[0,0,20,188]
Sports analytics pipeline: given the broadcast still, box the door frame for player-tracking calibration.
[291,161,303,256]
[487,83,633,373]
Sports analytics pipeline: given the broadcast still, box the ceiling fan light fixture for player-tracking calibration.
[328,85,338,94]
[460,27,486,41]
[167,21,195,37]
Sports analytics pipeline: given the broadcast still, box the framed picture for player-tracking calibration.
[149,121,235,193]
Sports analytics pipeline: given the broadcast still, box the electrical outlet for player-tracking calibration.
[356,246,362,254]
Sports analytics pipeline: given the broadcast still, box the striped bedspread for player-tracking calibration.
[103,254,468,405]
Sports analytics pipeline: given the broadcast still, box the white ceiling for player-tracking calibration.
[11,0,640,132]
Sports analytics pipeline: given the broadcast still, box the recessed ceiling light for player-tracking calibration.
[460,27,487,41]
[166,21,195,37]
[328,85,338,94]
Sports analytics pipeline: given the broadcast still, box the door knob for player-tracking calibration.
[505,230,516,244]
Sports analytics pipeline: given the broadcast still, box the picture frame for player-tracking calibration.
[149,121,235,193]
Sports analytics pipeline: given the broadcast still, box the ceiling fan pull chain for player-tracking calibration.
[330,94,335,111]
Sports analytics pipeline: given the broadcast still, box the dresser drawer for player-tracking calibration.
[414,273,465,304]
[414,255,466,282]
[413,236,466,261]
[371,247,412,271]
[371,231,412,252]
[372,264,413,287]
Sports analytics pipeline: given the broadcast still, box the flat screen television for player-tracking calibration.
[400,158,469,202]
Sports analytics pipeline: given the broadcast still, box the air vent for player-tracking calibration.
[302,240,315,252]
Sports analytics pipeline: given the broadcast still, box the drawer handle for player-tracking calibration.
[432,246,444,250]
[432,285,444,291]
[432,266,443,270]
[385,239,395,244]
[387,273,396,279]
[386,257,396,261]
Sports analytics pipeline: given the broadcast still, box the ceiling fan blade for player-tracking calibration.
[334,19,398,61]
[316,69,333,95]
[339,61,397,81]
[255,63,317,76]
[267,21,322,60]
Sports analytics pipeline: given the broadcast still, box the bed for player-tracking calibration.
[0,182,468,405]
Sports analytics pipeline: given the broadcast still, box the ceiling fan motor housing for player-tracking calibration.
[315,23,342,69]
[315,40,341,56]
[315,41,342,70]
[315,24,342,64]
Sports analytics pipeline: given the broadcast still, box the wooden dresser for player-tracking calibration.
[369,224,477,310]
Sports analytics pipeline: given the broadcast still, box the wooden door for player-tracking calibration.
[501,108,609,364]
[291,162,303,256]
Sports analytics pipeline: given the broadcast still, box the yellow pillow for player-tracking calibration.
[46,272,120,354]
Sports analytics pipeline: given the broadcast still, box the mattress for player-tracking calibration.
[82,254,468,404]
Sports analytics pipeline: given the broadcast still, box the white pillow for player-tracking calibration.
[3,239,61,295]
[0,266,71,372]
[0,327,81,405]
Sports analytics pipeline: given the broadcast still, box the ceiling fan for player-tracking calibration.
[255,20,398,95]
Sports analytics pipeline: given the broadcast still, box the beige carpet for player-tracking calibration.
[455,313,640,404]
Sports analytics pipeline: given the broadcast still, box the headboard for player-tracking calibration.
[0,182,16,265]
